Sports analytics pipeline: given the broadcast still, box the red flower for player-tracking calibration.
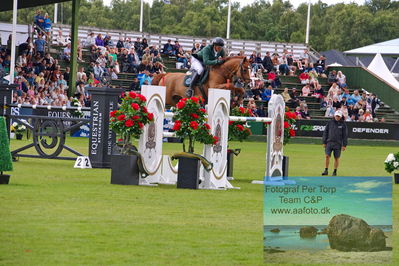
[142,106,148,113]
[176,101,185,109]
[117,114,126,121]
[248,109,254,116]
[213,136,219,144]
[284,121,290,129]
[110,110,118,117]
[199,97,205,104]
[181,98,188,102]
[173,120,181,131]
[245,128,252,135]
[129,91,137,98]
[200,108,206,113]
[229,121,234,125]
[204,123,210,129]
[239,107,245,114]
[121,92,125,98]
[132,115,139,120]
[289,128,296,137]
[236,124,244,131]
[286,112,297,120]
[139,94,146,102]
[117,138,123,142]
[131,103,140,110]
[191,113,199,119]
[147,113,154,121]
[125,119,134,127]
[191,96,199,103]
[190,121,199,130]
[138,122,144,128]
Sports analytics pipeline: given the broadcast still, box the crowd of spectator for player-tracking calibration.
[1,16,387,123]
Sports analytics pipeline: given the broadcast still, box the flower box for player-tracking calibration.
[110,154,140,185]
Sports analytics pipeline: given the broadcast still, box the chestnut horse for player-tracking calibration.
[151,56,251,105]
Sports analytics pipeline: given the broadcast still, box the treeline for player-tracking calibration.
[0,0,398,52]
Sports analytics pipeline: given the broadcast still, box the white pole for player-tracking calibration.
[54,4,58,24]
[9,0,18,84]
[140,0,144,33]
[305,0,311,44]
[226,0,231,39]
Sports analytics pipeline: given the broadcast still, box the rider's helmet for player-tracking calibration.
[212,37,225,47]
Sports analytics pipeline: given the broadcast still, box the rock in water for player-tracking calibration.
[270,228,280,233]
[317,228,328,235]
[327,214,387,251]
[299,226,318,238]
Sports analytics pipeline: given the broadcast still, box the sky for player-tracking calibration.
[102,0,366,8]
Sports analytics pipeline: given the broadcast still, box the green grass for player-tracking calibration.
[0,138,398,265]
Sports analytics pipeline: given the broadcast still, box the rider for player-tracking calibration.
[187,37,226,97]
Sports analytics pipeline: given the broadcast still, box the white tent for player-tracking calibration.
[367,53,399,92]
[327,62,342,67]
[345,38,399,57]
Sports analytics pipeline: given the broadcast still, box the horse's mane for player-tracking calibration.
[211,56,247,70]
[224,56,246,61]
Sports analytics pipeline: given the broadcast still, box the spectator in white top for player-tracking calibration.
[336,71,347,88]
[56,30,68,46]
[77,67,87,82]
[328,82,340,97]
[63,43,71,62]
[85,32,96,48]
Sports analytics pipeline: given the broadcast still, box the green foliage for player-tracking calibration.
[228,107,252,142]
[1,0,398,51]
[0,117,13,172]
[109,91,154,154]
[171,97,216,153]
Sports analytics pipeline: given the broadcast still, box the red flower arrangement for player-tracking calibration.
[109,91,154,154]
[172,97,215,153]
[228,107,252,142]
[284,107,297,145]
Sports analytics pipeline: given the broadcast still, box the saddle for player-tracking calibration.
[183,69,209,87]
[183,54,209,87]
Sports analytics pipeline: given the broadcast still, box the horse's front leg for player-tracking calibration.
[213,83,245,97]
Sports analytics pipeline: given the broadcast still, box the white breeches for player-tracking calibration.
[190,56,204,75]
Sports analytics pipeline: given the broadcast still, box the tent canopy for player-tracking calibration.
[344,38,399,57]
[368,53,399,91]
[0,0,70,12]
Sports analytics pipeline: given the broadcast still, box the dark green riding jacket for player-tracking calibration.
[196,45,225,66]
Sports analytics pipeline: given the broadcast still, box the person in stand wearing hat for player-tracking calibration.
[322,110,348,176]
[187,37,226,97]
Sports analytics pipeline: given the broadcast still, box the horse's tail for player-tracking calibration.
[151,73,168,86]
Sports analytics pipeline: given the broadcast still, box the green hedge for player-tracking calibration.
[0,117,13,172]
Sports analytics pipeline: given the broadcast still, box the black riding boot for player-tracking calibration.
[186,71,200,97]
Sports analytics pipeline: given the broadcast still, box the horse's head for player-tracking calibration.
[236,57,251,84]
